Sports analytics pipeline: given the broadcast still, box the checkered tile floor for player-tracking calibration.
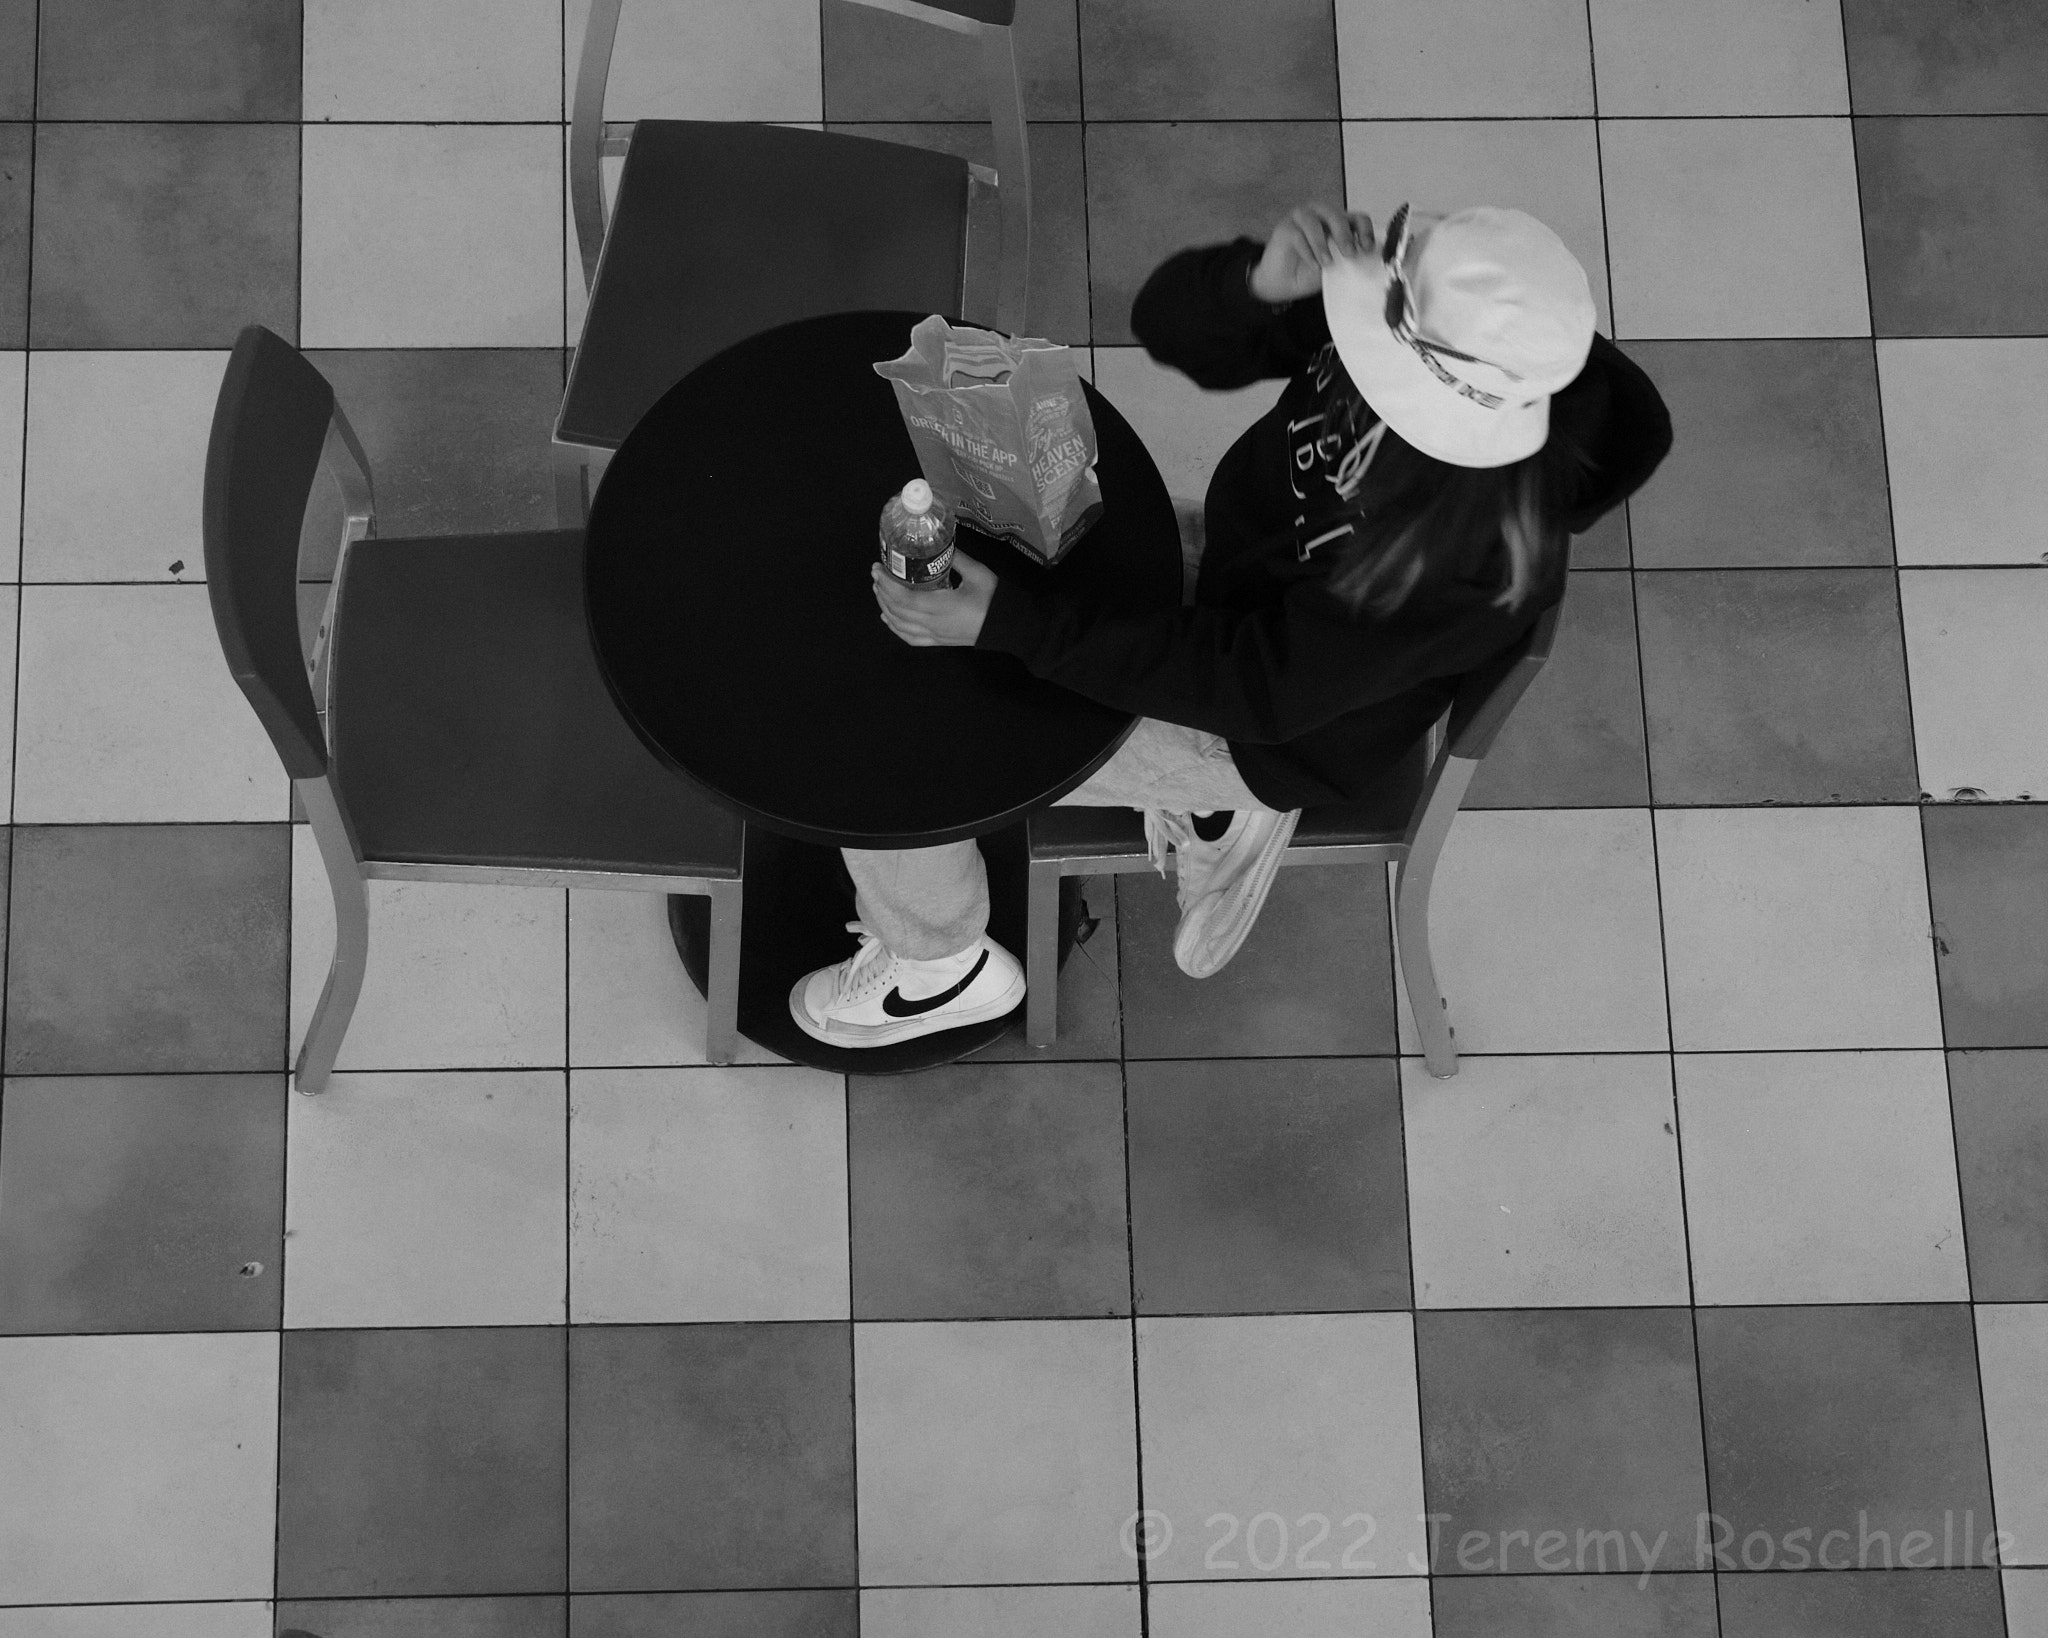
[1,1,2046,1634]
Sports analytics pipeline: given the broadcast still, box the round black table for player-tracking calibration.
[585,310,1182,1071]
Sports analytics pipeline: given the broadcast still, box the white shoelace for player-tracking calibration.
[1142,809,1198,879]
[829,921,897,1005]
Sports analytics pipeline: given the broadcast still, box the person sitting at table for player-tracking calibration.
[790,199,1673,1049]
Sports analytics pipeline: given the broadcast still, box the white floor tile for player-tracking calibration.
[854,1318,1138,1584]
[1342,119,1611,330]
[0,1608,272,1638]
[1136,1313,1426,1580]
[1900,568,2048,802]
[1677,1050,1968,1303]
[563,0,823,123]
[2008,1568,2048,1638]
[861,1585,1141,1638]
[22,351,226,583]
[0,585,13,820]
[567,887,783,1067]
[301,125,564,348]
[0,1333,277,1603]
[1088,347,1283,505]
[1601,118,1868,338]
[12,583,288,823]
[284,1069,569,1328]
[290,826,568,1070]
[1148,1579,1433,1638]
[1588,0,1850,115]
[1655,806,1943,1050]
[304,0,563,120]
[1404,1053,1689,1307]
[0,352,22,581]
[1334,0,1593,117]
[1391,809,1670,1056]
[570,1065,847,1322]
[1978,1304,2048,1567]
[1880,340,2048,566]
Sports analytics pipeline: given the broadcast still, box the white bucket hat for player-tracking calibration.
[1321,204,1596,469]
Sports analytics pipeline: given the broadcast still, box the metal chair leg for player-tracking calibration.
[1024,857,1062,1047]
[553,443,591,528]
[295,839,370,1098]
[1393,852,1458,1079]
[703,878,744,1065]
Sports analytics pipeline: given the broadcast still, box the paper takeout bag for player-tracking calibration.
[874,316,1104,566]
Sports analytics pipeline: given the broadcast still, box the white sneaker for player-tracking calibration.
[1144,808,1301,978]
[790,922,1027,1048]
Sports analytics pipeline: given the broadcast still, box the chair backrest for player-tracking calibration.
[570,0,1030,331]
[1442,600,1563,762]
[201,325,363,780]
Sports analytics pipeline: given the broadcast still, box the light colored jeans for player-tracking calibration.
[843,499,1281,960]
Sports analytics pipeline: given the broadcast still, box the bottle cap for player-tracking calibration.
[901,479,933,514]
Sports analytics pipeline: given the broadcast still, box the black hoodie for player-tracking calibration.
[973,237,1674,809]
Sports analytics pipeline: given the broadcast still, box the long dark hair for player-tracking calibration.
[1321,385,1594,620]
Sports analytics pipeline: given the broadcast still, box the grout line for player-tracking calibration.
[0,1293,2003,1343]
[3,1038,2035,1084]
[24,111,2048,125]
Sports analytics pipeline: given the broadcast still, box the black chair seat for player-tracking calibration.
[330,530,743,878]
[1027,736,1428,859]
[559,121,972,450]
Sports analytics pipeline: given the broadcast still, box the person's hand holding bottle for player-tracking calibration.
[1249,203,1378,303]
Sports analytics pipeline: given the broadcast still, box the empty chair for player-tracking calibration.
[202,325,746,1093]
[1023,602,1563,1077]
[554,0,1032,514]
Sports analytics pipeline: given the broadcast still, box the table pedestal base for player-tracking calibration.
[669,821,1082,1074]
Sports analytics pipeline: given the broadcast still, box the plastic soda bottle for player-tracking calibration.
[878,479,957,590]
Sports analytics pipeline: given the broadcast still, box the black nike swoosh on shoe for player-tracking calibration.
[880,950,990,1017]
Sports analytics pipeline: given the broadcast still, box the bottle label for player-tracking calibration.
[882,541,955,587]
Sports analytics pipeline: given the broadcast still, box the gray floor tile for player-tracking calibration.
[570,1592,858,1638]
[1620,340,1894,569]
[0,3,33,118]
[1948,1048,2048,1301]
[0,1073,284,1334]
[1083,121,1345,345]
[36,0,301,119]
[1858,116,2048,336]
[1125,1056,1409,1314]
[1574,504,1631,570]
[1717,1567,2007,1635]
[1465,569,1650,809]
[0,159,24,362]
[278,1327,568,1597]
[1695,1305,1997,1569]
[1842,0,2048,114]
[4,824,290,1076]
[1924,805,2048,1048]
[300,349,568,561]
[818,122,1089,345]
[1078,0,1338,119]
[568,1323,855,1591]
[971,875,1121,1062]
[1635,568,1919,805]
[821,0,1080,121]
[1431,1573,1718,1637]
[848,1060,1128,1320]
[1415,1307,1711,1574]
[0,124,24,348]
[1117,864,1397,1059]
[273,1598,566,1638]
[29,121,299,347]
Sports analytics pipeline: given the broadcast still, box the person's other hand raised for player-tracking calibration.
[1250,203,1377,303]
[871,549,996,647]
